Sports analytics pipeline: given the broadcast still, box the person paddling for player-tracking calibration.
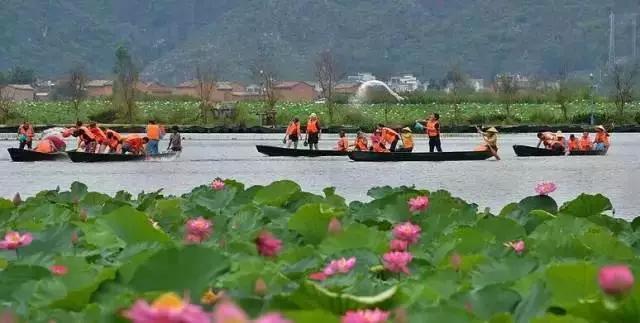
[284,117,301,149]
[122,135,149,155]
[167,126,182,153]
[377,124,400,152]
[305,113,321,150]
[476,126,500,160]
[17,121,34,150]
[593,125,610,151]
[336,131,349,151]
[397,127,414,152]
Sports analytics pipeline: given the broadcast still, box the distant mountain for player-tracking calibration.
[0,0,637,83]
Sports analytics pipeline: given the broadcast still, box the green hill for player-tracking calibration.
[0,0,636,83]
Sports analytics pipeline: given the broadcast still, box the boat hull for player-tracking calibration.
[256,145,348,157]
[513,145,606,157]
[8,148,67,162]
[67,150,177,163]
[348,150,494,162]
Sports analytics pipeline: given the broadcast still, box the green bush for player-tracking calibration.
[342,107,374,128]
[88,109,118,123]
[528,109,559,124]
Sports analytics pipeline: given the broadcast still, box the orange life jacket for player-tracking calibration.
[34,139,55,153]
[568,139,579,151]
[306,120,319,134]
[595,132,610,146]
[402,134,414,149]
[105,130,122,149]
[336,137,349,151]
[354,137,368,151]
[147,124,161,140]
[124,136,144,152]
[579,136,592,151]
[78,126,95,141]
[426,120,440,137]
[373,142,388,153]
[18,125,34,138]
[286,122,301,136]
[89,127,106,143]
[381,127,399,144]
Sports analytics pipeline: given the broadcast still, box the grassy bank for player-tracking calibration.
[10,100,640,128]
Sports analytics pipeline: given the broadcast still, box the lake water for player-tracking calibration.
[0,133,638,219]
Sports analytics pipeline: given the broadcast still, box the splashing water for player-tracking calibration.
[352,80,404,104]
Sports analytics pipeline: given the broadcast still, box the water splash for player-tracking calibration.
[352,80,404,104]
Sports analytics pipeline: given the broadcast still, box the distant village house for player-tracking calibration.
[0,84,35,102]
[273,81,316,102]
[85,80,113,97]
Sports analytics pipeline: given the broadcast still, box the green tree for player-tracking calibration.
[8,66,36,84]
[554,81,571,121]
[113,46,138,124]
[496,74,518,118]
[445,65,468,124]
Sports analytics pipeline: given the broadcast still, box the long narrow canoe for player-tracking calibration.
[256,145,348,157]
[348,150,494,162]
[513,145,607,157]
[67,150,177,163]
[8,148,67,162]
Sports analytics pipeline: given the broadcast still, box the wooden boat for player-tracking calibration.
[8,148,67,162]
[348,150,494,162]
[256,145,348,157]
[513,145,607,157]
[67,150,177,163]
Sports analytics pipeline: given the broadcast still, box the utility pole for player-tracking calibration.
[609,10,616,69]
[633,14,637,59]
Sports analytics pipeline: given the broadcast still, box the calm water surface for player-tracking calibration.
[0,133,638,218]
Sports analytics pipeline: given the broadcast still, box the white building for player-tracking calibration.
[346,73,376,83]
[388,74,421,92]
[468,78,485,92]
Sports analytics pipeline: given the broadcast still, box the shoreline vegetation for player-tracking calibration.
[0,179,638,322]
[4,99,640,133]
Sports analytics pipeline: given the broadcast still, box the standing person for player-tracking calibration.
[353,131,369,151]
[167,126,182,153]
[377,124,400,152]
[304,113,321,150]
[17,121,34,150]
[146,120,161,155]
[593,125,610,151]
[336,131,349,151]
[397,127,414,152]
[579,131,593,151]
[284,117,301,149]
[426,113,442,152]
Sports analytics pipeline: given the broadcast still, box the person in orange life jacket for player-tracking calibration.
[567,134,580,152]
[396,127,414,152]
[353,131,369,151]
[73,126,97,153]
[593,125,610,151]
[377,123,400,152]
[304,113,321,150]
[122,135,149,155]
[536,131,557,149]
[578,131,592,151]
[146,120,162,155]
[550,131,565,153]
[88,122,107,153]
[17,121,34,150]
[424,113,442,152]
[34,134,66,153]
[336,131,349,151]
[370,130,388,152]
[284,117,301,149]
[104,129,123,153]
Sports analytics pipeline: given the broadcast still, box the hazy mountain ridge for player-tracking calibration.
[0,0,636,83]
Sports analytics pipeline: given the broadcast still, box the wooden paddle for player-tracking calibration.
[476,126,501,160]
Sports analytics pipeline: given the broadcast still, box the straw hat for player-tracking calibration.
[595,125,606,132]
[309,113,317,119]
[486,127,499,133]
[556,131,564,138]
[401,127,412,133]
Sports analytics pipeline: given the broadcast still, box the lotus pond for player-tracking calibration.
[0,179,638,323]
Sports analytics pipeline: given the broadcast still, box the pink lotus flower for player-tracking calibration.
[392,222,421,245]
[450,252,462,271]
[211,179,225,191]
[123,292,210,323]
[408,196,429,213]
[185,217,212,243]
[328,217,342,234]
[535,181,557,195]
[599,265,635,296]
[12,193,21,206]
[383,251,413,275]
[50,264,68,276]
[323,257,357,276]
[309,272,328,281]
[0,231,33,250]
[341,308,390,323]
[71,231,79,244]
[255,231,282,257]
[389,239,408,252]
[212,301,290,323]
[504,240,526,255]
[255,277,267,296]
[254,313,292,323]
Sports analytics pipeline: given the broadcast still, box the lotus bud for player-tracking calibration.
[71,231,79,245]
[12,193,21,206]
[599,265,635,296]
[254,277,267,296]
[450,252,462,272]
[79,209,88,222]
[328,217,342,234]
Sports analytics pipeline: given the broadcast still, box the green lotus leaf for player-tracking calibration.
[254,180,301,207]
[289,203,342,244]
[544,262,600,308]
[559,194,612,218]
[101,206,172,245]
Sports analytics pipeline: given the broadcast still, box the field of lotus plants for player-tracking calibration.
[0,179,638,322]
